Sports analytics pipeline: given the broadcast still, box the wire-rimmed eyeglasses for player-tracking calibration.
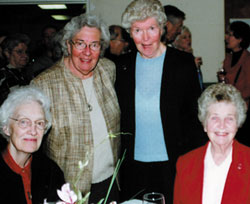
[9,117,48,130]
[70,40,101,51]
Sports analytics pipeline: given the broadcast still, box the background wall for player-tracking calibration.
[90,0,225,83]
[1,0,250,82]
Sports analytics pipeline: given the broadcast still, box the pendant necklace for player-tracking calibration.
[83,77,94,112]
[86,84,93,112]
[87,102,93,112]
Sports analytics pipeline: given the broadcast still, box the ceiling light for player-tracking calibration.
[51,15,71,21]
[38,4,67,10]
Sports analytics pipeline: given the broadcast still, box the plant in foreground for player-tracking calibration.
[44,132,128,204]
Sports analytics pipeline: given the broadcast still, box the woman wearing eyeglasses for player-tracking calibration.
[32,13,120,204]
[0,86,65,204]
[0,33,31,106]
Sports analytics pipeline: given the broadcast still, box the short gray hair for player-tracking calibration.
[60,13,110,57]
[198,83,247,128]
[121,0,167,33]
[0,86,52,141]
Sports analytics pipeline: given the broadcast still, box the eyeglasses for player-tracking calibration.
[10,117,48,130]
[13,49,29,56]
[70,40,101,51]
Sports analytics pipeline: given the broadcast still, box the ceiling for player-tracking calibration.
[0,4,86,25]
[0,3,86,43]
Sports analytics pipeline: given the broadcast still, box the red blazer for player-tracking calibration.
[174,140,250,204]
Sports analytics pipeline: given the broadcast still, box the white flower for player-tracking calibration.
[56,183,77,204]
[78,160,88,170]
[43,199,49,204]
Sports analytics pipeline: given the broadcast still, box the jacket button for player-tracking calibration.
[237,163,242,170]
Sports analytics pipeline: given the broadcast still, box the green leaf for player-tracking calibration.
[97,198,104,204]
[103,150,126,204]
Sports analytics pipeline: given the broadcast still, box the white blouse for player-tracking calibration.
[202,142,232,204]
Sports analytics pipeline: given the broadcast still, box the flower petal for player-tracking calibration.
[57,183,77,203]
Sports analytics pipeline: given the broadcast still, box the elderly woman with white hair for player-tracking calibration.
[32,13,120,203]
[174,83,250,204]
[116,0,203,203]
[0,86,65,204]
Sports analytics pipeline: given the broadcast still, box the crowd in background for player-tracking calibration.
[0,0,250,203]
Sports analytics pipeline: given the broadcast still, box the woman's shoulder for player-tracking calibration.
[97,57,116,80]
[167,46,194,59]
[100,57,115,65]
[32,152,63,172]
[243,49,250,63]
[234,140,250,155]
[31,152,65,203]
[233,141,250,168]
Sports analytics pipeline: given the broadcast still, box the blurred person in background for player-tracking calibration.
[0,30,8,67]
[218,21,250,147]
[221,21,250,106]
[0,33,31,105]
[105,26,128,56]
[173,26,204,90]
[162,5,185,44]
[32,25,57,60]
[104,25,136,66]
[29,29,63,78]
[30,25,62,78]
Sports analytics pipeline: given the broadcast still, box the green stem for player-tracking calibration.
[103,150,126,204]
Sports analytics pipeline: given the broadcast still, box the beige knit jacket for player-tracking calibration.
[31,57,121,200]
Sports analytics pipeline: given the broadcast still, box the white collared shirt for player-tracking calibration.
[202,142,232,204]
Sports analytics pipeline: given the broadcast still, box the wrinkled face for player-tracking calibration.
[130,17,164,59]
[8,43,29,68]
[110,28,127,56]
[166,19,183,42]
[226,31,242,52]
[204,102,238,148]
[175,30,192,52]
[4,101,45,157]
[67,26,101,79]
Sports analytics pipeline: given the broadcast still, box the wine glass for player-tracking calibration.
[217,67,227,83]
[143,192,165,204]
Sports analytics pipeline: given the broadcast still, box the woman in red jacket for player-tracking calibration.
[174,83,250,204]
[221,21,250,106]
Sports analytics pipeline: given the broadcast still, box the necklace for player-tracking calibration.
[87,103,93,112]
[82,77,94,112]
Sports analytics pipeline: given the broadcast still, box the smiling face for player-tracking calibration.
[4,101,45,159]
[175,30,192,52]
[66,26,101,79]
[204,102,238,149]
[7,42,29,68]
[130,17,165,59]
